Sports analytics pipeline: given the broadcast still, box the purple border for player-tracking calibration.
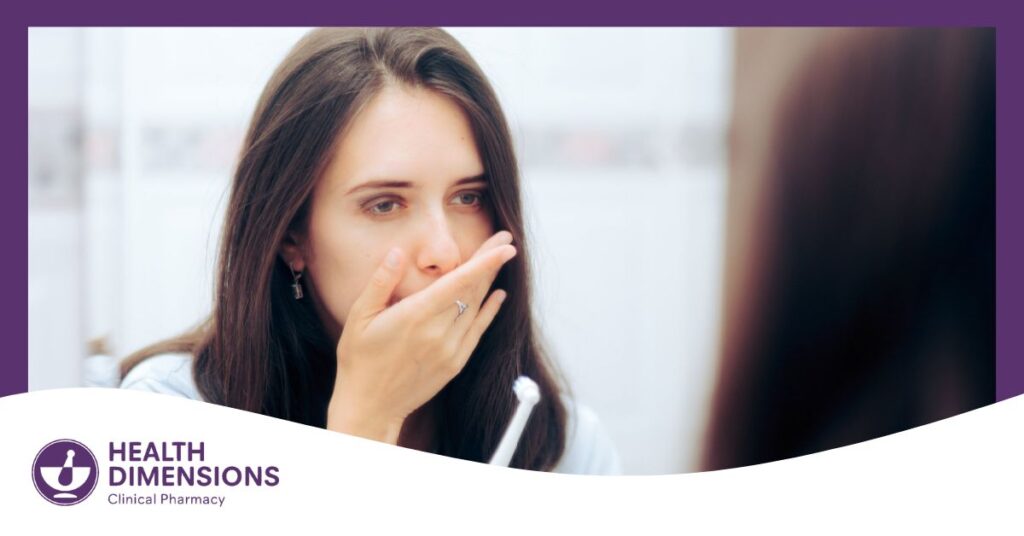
[995,26,1020,401]
[7,0,1019,26]
[8,1,1022,401]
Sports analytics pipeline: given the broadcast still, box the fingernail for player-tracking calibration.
[498,230,513,244]
[386,248,401,268]
[498,290,508,303]
[503,246,517,261]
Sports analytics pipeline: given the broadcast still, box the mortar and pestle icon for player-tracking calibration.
[39,449,92,499]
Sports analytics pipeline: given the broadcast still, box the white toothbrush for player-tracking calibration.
[489,376,541,467]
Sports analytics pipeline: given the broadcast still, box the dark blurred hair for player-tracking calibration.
[704,28,995,470]
[122,28,566,470]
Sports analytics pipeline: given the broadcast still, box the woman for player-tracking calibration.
[703,28,995,470]
[120,28,621,474]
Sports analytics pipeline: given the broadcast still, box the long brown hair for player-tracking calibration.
[123,28,567,471]
[704,28,995,470]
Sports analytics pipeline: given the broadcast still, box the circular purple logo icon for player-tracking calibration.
[32,439,99,506]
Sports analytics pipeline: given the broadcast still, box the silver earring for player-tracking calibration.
[289,264,304,300]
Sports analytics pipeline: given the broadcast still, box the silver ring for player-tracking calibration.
[455,299,468,320]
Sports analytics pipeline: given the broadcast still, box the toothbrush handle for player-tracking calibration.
[488,400,538,467]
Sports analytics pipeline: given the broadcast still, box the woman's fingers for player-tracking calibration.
[469,230,514,260]
[346,247,406,326]
[397,243,516,320]
[445,230,513,321]
[453,289,507,368]
[329,233,516,435]
[449,230,514,320]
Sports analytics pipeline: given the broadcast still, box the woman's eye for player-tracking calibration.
[367,200,400,215]
[452,191,483,206]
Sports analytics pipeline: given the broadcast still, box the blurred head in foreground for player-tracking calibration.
[704,28,995,470]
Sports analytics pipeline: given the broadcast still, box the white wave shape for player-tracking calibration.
[0,388,1021,534]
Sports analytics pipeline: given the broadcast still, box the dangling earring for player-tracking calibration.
[289,264,304,300]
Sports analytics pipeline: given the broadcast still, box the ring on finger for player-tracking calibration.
[454,299,468,321]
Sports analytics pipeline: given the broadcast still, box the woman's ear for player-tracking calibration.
[278,230,307,272]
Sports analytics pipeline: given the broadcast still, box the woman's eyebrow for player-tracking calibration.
[345,174,486,196]
[345,180,413,196]
[451,174,487,187]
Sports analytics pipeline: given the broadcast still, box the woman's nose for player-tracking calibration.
[414,212,461,277]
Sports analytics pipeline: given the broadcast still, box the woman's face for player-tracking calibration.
[286,85,495,339]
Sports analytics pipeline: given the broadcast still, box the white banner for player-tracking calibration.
[1,389,1020,534]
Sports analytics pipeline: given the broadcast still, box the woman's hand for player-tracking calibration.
[326,231,516,443]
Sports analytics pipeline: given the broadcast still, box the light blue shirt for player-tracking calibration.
[121,353,623,475]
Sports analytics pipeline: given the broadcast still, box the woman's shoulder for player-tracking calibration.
[552,396,623,475]
[119,352,201,401]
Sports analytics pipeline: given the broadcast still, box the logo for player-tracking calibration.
[32,439,99,506]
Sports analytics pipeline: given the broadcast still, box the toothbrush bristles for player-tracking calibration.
[513,376,540,405]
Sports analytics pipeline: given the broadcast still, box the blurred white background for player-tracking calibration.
[28,27,732,474]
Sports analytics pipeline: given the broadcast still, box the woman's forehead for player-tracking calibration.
[320,85,485,195]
